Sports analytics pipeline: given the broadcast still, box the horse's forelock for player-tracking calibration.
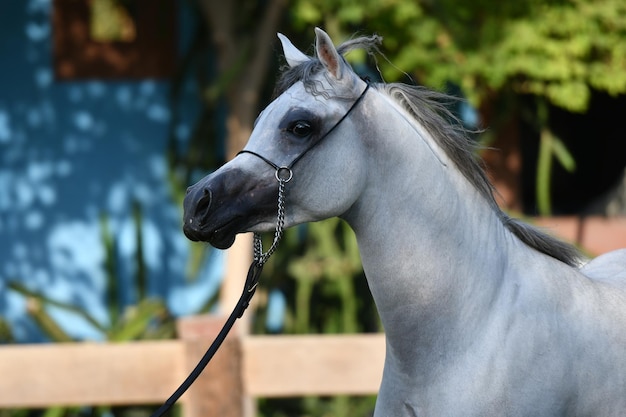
[273,34,383,99]
[273,60,325,99]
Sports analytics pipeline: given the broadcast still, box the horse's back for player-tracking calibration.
[580,248,626,286]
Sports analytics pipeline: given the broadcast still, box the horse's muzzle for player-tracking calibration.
[183,181,239,249]
[182,168,278,249]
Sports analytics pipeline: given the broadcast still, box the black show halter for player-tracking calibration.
[150,82,369,417]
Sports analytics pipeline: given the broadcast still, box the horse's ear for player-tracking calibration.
[315,27,344,80]
[278,33,309,68]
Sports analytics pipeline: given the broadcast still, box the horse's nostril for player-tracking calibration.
[195,187,212,215]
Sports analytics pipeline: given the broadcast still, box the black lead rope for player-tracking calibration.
[150,173,289,417]
[150,81,370,417]
[150,260,263,417]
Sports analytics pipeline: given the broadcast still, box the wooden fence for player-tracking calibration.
[0,315,385,417]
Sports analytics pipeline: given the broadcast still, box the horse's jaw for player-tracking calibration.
[182,167,277,249]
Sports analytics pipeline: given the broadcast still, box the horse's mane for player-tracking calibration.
[275,35,582,267]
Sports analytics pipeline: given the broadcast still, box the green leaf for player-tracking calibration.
[8,282,105,332]
[536,128,554,216]
[26,299,74,343]
[108,299,167,341]
[551,136,577,173]
[100,212,120,326]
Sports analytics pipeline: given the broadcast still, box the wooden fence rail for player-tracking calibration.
[0,315,385,417]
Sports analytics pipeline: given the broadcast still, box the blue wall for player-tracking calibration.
[0,0,223,341]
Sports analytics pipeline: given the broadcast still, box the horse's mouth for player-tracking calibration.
[184,217,241,249]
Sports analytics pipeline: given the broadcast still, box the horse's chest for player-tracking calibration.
[376,336,573,417]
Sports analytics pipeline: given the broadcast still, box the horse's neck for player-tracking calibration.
[350,160,510,338]
[344,94,525,367]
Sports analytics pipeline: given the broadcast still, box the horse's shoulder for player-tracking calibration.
[579,248,626,284]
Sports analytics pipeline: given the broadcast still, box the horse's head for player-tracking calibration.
[183,28,371,249]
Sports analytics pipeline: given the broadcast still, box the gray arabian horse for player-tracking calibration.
[183,28,626,416]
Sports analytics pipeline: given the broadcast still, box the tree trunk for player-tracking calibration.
[199,0,286,158]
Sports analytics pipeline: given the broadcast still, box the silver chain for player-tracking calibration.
[253,169,290,266]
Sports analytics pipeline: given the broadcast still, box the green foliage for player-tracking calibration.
[292,0,626,113]
[485,0,626,112]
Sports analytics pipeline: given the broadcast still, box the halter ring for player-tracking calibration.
[275,166,293,183]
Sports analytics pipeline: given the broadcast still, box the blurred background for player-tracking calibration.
[0,0,625,416]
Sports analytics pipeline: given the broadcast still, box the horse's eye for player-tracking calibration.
[288,121,313,138]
